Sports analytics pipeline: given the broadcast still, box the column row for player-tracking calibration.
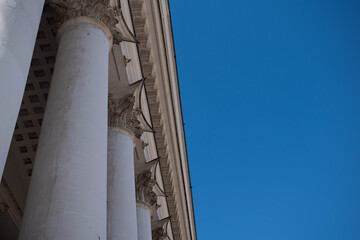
[0,1,167,238]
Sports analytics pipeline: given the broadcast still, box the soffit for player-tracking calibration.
[128,0,197,239]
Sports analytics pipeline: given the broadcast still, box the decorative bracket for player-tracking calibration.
[152,217,171,240]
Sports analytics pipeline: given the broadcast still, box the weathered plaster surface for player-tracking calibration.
[107,128,138,240]
[19,18,109,240]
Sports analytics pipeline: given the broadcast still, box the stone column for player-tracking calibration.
[137,203,153,240]
[136,171,158,240]
[0,0,45,179]
[18,2,122,239]
[107,95,142,240]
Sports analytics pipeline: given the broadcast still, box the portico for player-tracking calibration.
[0,0,196,239]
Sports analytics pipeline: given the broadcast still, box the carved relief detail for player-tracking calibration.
[108,94,143,138]
[49,0,124,44]
[136,171,157,206]
[152,227,169,240]
[0,202,9,215]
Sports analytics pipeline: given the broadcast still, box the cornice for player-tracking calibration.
[128,1,181,238]
[128,0,196,239]
[155,1,197,239]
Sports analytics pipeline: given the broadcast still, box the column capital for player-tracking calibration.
[49,0,126,44]
[108,94,143,138]
[135,171,157,207]
[152,227,169,240]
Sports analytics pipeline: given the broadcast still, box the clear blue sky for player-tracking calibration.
[169,0,360,239]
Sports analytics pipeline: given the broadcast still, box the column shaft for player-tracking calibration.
[107,128,138,240]
[19,18,110,240]
[136,202,153,240]
[0,0,44,178]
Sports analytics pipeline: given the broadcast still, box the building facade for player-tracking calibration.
[0,0,196,239]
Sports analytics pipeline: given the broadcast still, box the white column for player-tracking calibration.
[107,95,143,239]
[136,202,153,240]
[18,16,112,240]
[107,128,138,240]
[0,0,44,178]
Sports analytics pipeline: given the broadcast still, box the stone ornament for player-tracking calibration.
[49,0,126,44]
[108,94,143,138]
[136,171,157,206]
[0,202,9,215]
[152,227,170,240]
